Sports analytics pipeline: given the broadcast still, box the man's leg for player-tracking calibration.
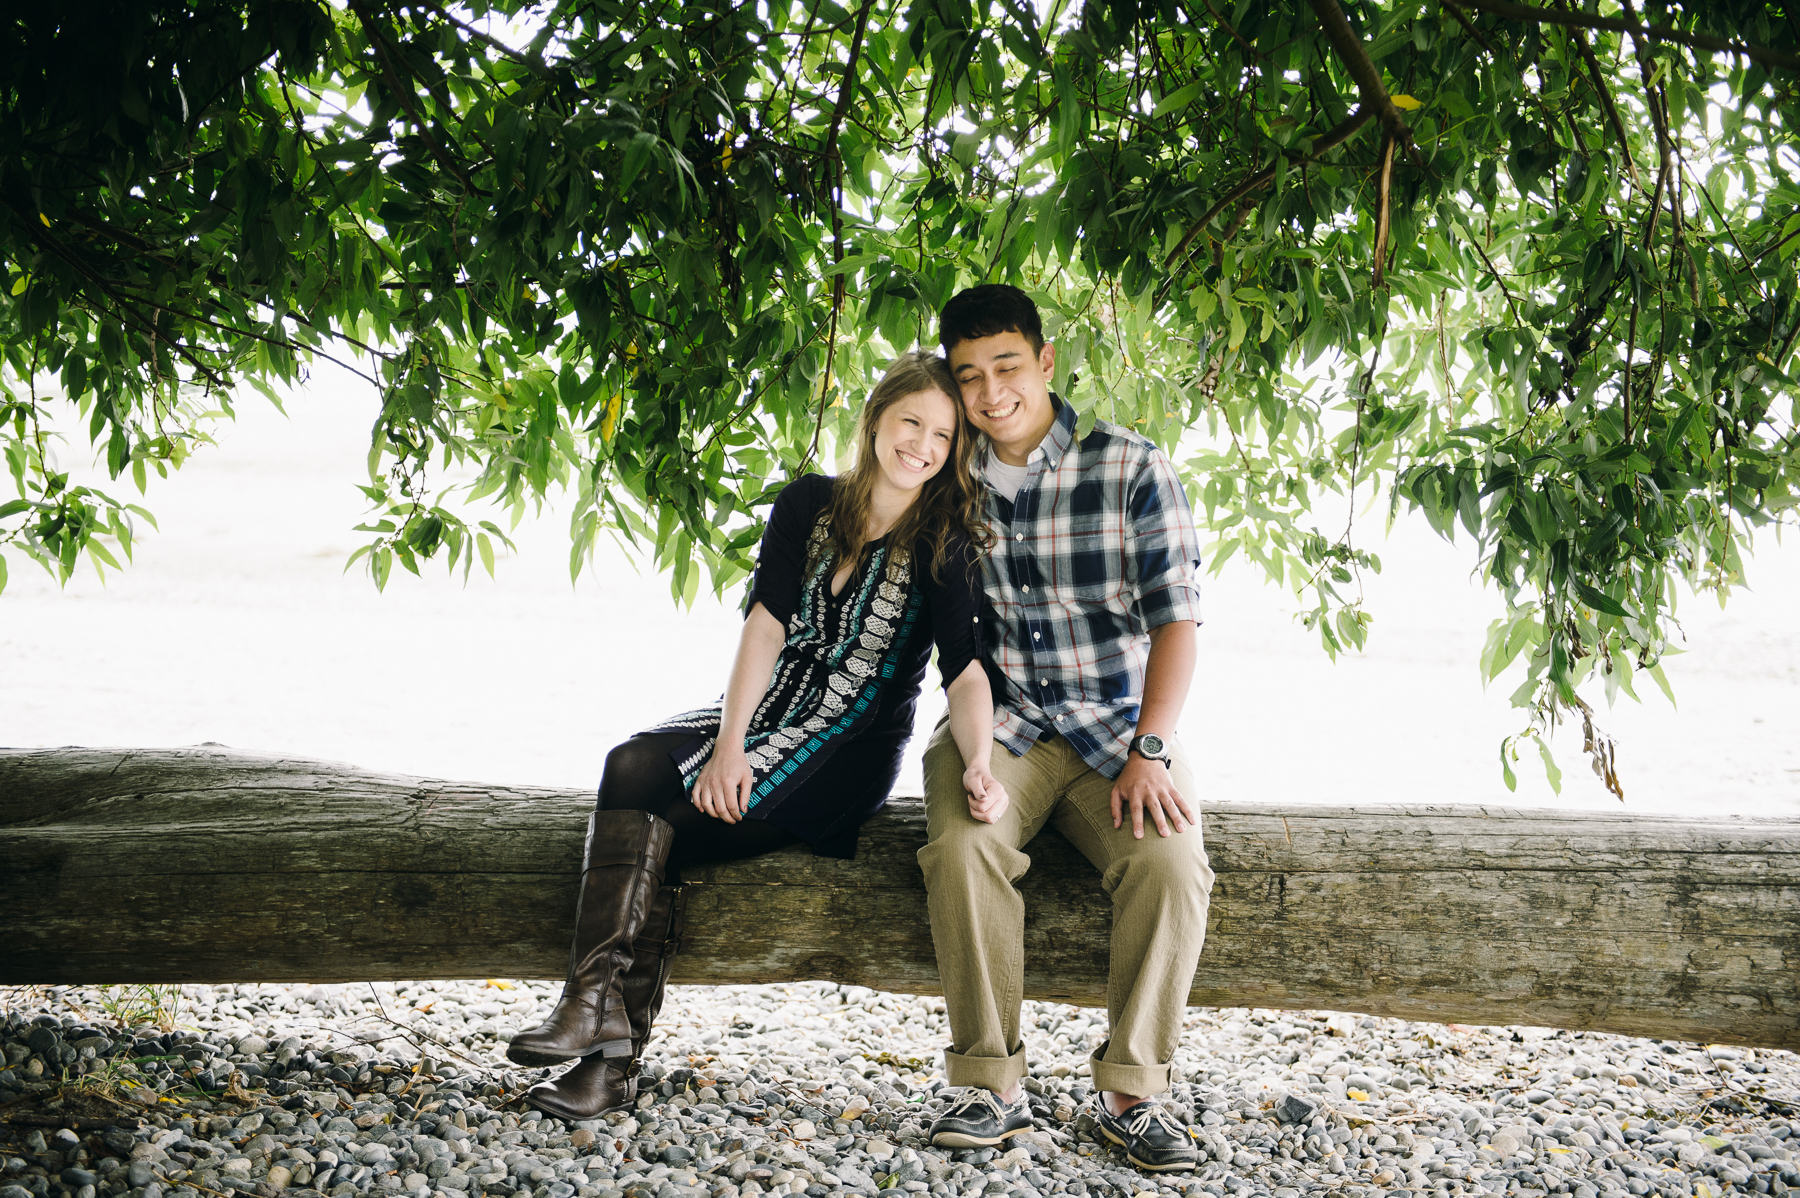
[1053,736,1212,1168]
[917,717,1063,1109]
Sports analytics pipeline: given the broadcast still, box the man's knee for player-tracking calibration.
[918,816,1028,890]
[1104,832,1214,906]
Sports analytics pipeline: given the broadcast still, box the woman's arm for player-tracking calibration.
[692,602,787,824]
[945,659,1010,825]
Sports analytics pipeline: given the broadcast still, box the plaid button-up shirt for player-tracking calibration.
[979,398,1204,779]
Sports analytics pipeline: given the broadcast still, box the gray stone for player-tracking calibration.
[0,1187,29,1198]
[1276,1096,1322,1126]
[61,1170,99,1189]
[25,1028,60,1057]
[128,1164,157,1188]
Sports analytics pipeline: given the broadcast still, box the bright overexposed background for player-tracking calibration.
[4,362,1797,819]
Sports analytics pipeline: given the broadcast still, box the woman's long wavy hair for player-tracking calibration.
[815,350,993,584]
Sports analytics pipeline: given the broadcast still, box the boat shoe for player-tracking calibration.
[1095,1098,1199,1171]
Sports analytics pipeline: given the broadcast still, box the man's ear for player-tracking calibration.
[1039,341,1056,381]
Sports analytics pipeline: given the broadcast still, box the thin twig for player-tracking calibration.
[1372,134,1396,289]
[1453,0,1800,69]
[1159,106,1375,284]
[799,0,877,475]
[1567,27,1643,193]
[344,0,482,193]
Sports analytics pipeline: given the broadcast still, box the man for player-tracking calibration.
[919,284,1214,1173]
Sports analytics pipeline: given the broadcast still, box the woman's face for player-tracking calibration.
[869,387,960,501]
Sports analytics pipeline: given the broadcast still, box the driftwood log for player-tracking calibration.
[3,745,1797,1051]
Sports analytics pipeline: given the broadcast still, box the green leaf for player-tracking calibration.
[1647,662,1677,706]
[477,531,496,579]
[1536,737,1562,794]
[620,131,659,188]
[1574,582,1628,618]
[1152,80,1204,118]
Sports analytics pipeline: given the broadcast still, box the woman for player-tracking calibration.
[508,350,1006,1120]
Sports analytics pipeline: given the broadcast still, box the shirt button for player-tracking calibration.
[1032,632,1040,640]
[1039,678,1049,686]
[1015,533,1024,541]
[1021,585,1030,593]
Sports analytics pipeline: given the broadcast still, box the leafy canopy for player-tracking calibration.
[4,0,1798,793]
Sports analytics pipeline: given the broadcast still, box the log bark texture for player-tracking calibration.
[3,745,1797,1050]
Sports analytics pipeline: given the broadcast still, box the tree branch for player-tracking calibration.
[801,0,876,474]
[1567,27,1643,193]
[418,1,549,76]
[1160,105,1374,277]
[1372,133,1396,289]
[1305,0,1418,150]
[344,0,481,194]
[1453,0,1800,69]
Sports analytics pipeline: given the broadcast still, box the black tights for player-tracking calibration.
[596,734,800,883]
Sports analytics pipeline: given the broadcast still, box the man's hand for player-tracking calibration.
[1110,753,1194,838]
[964,763,1011,825]
[693,745,755,824]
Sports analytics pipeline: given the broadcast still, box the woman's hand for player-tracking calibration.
[693,744,755,824]
[962,761,1010,825]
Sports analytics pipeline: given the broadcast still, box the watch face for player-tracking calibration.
[1138,734,1164,756]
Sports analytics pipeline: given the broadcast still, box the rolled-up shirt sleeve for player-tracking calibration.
[1126,451,1204,630]
[922,532,983,688]
[743,474,830,626]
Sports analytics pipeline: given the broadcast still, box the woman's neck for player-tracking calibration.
[865,482,913,542]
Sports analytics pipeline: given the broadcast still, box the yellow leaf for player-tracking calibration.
[9,276,25,296]
[1391,94,1424,111]
[484,978,514,990]
[38,213,50,226]
[600,394,622,440]
[1346,1089,1369,1101]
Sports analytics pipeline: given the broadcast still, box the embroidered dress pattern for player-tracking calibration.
[646,510,925,814]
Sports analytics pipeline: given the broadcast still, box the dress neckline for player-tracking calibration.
[825,534,892,601]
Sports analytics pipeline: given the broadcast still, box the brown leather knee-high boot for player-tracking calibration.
[523,884,688,1121]
[505,810,674,1068]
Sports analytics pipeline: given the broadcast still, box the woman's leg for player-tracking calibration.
[596,733,802,880]
[509,737,686,1070]
[525,734,799,1121]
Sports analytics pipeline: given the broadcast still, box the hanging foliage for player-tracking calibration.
[3,0,1797,792]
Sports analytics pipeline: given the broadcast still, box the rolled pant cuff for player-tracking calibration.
[944,1045,1029,1092]
[1088,1047,1171,1097]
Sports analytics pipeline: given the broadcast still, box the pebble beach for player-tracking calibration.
[2,981,1795,1198]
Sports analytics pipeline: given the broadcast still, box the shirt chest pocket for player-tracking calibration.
[1050,516,1130,610]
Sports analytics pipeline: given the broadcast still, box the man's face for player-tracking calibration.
[946,331,1057,465]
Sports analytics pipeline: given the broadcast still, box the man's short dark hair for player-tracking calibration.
[938,284,1044,355]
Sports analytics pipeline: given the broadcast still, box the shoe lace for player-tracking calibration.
[945,1088,1010,1121]
[1124,1102,1187,1140]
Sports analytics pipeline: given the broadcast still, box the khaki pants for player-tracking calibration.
[918,717,1214,1097]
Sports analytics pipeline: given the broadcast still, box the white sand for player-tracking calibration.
[4,365,1796,818]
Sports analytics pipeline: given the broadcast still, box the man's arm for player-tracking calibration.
[1109,619,1197,838]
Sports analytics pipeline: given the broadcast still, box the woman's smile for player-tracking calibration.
[872,387,959,498]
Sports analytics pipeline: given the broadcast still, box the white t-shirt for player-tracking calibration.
[984,449,1043,503]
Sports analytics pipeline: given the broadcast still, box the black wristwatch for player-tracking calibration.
[1128,733,1172,769]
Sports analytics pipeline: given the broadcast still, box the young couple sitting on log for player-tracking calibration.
[507,285,1216,1175]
